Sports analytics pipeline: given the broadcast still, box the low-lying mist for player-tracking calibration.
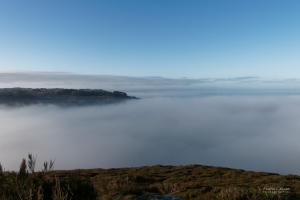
[1,94,300,174]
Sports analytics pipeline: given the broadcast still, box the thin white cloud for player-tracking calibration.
[0,72,299,90]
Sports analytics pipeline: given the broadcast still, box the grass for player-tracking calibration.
[1,156,300,199]
[0,154,96,200]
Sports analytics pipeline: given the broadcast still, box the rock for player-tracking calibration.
[112,91,128,97]
[135,194,182,200]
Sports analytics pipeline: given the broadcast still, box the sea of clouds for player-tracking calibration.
[1,72,300,174]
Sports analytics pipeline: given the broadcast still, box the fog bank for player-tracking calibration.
[1,95,300,174]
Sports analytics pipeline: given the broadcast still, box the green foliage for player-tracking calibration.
[0,162,3,175]
[19,158,28,177]
[28,154,37,174]
[43,160,55,173]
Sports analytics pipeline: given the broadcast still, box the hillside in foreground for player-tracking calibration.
[4,162,300,200]
[53,165,300,200]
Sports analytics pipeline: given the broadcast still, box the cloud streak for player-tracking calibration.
[0,72,300,92]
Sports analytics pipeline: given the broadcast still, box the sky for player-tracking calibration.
[0,0,300,78]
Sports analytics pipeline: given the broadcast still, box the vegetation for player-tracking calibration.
[0,154,96,200]
[2,157,300,199]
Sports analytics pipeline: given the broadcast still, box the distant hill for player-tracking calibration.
[0,88,137,106]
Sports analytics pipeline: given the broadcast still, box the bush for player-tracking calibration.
[0,154,97,200]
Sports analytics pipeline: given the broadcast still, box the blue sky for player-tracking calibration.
[0,0,300,78]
